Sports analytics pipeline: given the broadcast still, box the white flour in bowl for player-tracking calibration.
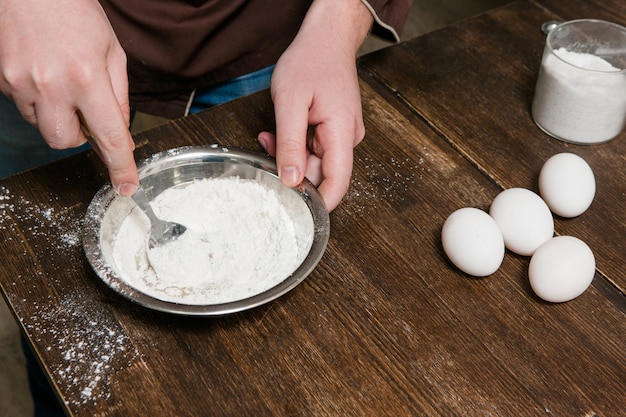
[109,177,300,305]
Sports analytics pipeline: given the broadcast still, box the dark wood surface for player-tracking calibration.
[1,1,624,416]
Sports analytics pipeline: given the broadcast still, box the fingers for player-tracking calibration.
[22,94,137,198]
[258,123,357,212]
[257,131,277,156]
[313,122,355,212]
[304,153,323,185]
[70,62,137,196]
[79,97,138,196]
[33,101,89,149]
[258,130,323,185]
[10,79,137,196]
[272,96,309,187]
[106,45,132,128]
[83,48,139,196]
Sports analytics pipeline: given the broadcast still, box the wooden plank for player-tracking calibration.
[358,0,626,294]
[354,73,625,416]
[534,0,626,26]
[2,76,622,416]
[0,2,624,416]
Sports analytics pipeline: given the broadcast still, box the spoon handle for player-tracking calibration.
[131,186,160,224]
[131,185,169,247]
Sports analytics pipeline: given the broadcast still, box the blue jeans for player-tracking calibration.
[0,65,274,179]
[0,94,91,178]
[188,65,274,113]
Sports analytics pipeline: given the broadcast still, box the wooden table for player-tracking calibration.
[1,1,624,415]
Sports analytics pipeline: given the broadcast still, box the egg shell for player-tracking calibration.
[529,236,595,303]
[441,207,505,277]
[539,153,595,218]
[489,188,554,256]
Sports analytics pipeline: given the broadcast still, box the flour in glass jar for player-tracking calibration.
[532,47,626,143]
[111,177,300,305]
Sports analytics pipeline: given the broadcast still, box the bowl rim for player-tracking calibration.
[82,145,330,316]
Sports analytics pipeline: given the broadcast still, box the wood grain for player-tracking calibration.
[358,0,626,294]
[1,1,624,416]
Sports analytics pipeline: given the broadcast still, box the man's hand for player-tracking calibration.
[258,0,373,211]
[0,0,138,195]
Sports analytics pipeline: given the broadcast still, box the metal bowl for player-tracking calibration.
[82,146,330,316]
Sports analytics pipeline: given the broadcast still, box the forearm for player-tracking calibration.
[300,0,374,56]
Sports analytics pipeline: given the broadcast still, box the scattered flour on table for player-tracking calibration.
[0,185,82,252]
[110,177,300,304]
[1,187,137,408]
[23,294,138,408]
[342,155,421,217]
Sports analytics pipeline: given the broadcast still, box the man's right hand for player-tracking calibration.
[0,0,138,195]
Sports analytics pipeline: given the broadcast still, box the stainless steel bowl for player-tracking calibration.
[82,146,330,316]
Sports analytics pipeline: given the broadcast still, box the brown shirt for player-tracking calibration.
[99,0,412,118]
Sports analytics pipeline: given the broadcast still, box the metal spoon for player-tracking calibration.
[76,112,186,248]
[132,185,187,248]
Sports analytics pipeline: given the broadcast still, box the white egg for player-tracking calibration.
[529,236,595,303]
[489,188,554,256]
[539,153,595,218]
[441,207,505,277]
